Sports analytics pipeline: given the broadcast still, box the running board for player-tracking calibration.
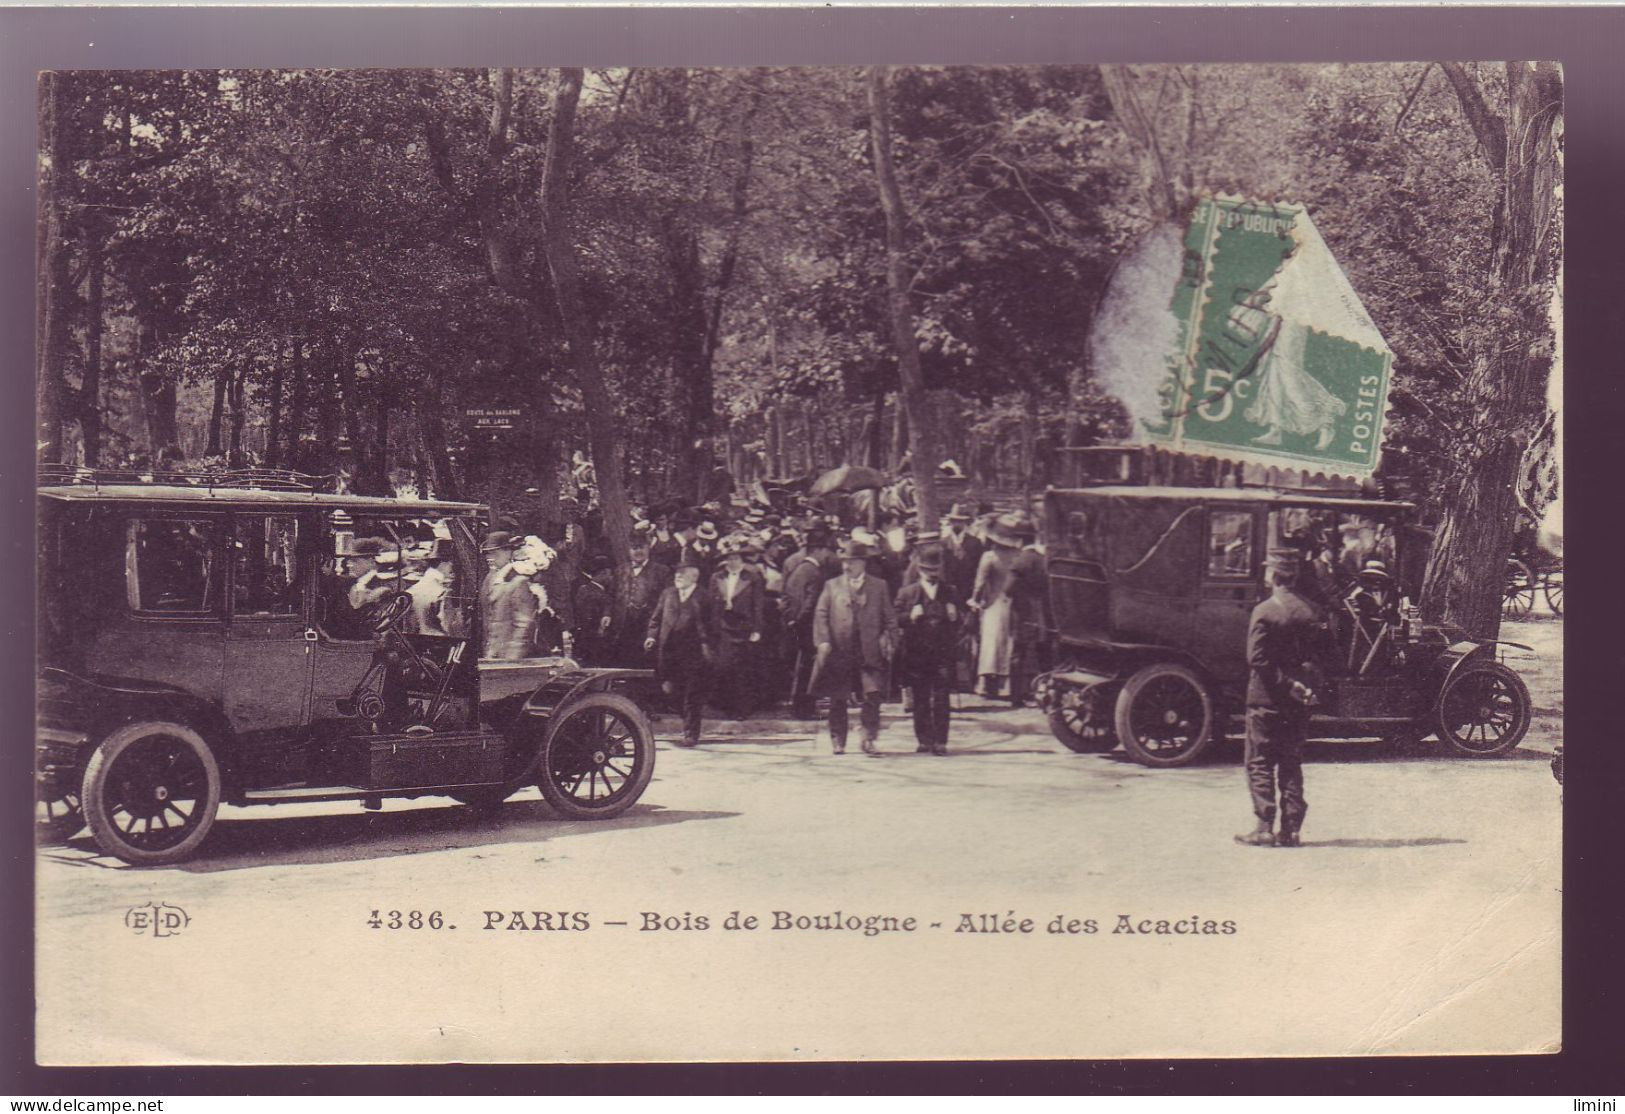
[240,782,503,805]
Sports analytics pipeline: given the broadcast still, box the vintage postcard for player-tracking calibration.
[33,58,1561,1063]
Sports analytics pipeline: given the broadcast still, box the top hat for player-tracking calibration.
[585,553,614,575]
[805,528,835,551]
[914,544,946,574]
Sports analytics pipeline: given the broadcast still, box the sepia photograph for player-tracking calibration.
[30,54,1562,1065]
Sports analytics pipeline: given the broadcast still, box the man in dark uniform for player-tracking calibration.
[644,555,716,747]
[894,544,962,755]
[1238,548,1329,848]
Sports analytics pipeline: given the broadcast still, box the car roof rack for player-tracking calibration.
[38,463,336,494]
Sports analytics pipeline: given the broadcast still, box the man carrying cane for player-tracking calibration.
[812,539,898,756]
[645,555,717,748]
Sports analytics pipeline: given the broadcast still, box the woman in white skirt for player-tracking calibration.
[971,513,1026,699]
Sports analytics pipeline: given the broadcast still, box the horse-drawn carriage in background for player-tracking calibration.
[1033,483,1534,768]
[35,467,656,865]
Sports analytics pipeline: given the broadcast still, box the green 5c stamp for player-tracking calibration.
[1146,197,1393,476]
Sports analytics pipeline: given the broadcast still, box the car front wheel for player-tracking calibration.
[81,721,222,865]
[1435,660,1532,757]
[537,693,655,820]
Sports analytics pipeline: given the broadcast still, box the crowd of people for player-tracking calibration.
[475,495,1052,754]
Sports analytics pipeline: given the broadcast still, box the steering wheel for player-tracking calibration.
[372,591,413,634]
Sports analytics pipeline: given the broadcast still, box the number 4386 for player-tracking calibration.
[368,910,448,930]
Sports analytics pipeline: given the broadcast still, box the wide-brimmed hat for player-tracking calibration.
[1358,558,1393,580]
[479,529,516,554]
[915,544,946,574]
[946,502,974,522]
[630,521,655,545]
[838,539,874,561]
[351,536,390,558]
[987,513,1026,548]
[696,521,719,541]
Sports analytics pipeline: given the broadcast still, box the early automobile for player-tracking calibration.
[1033,483,1534,767]
[36,467,656,865]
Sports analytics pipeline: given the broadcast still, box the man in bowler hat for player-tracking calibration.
[894,543,962,755]
[812,539,899,755]
[1238,547,1330,848]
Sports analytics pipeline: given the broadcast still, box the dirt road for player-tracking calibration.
[35,616,1562,1063]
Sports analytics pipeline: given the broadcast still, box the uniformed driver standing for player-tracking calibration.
[1237,548,1329,848]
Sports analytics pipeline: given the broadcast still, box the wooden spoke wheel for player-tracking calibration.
[81,721,221,865]
[36,787,84,844]
[1435,660,1532,758]
[537,693,655,820]
[1543,572,1563,615]
[1046,685,1117,754]
[1502,559,1537,619]
[1114,663,1214,768]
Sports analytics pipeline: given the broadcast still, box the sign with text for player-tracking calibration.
[462,406,525,433]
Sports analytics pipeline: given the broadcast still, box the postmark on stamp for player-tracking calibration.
[1143,197,1393,476]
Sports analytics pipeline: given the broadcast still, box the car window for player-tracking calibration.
[1206,510,1254,578]
[233,515,301,616]
[126,518,221,614]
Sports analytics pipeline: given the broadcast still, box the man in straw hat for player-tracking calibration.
[1238,547,1331,848]
[812,538,899,755]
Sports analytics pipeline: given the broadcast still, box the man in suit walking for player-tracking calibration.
[813,539,899,755]
[1237,548,1329,848]
[894,543,962,755]
[644,555,716,748]
[940,503,984,603]
[614,526,671,667]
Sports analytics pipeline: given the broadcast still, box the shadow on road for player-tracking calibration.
[50,801,737,874]
[1298,837,1468,849]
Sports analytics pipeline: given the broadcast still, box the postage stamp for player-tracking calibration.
[1145,197,1394,476]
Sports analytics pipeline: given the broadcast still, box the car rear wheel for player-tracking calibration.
[36,788,84,844]
[81,721,221,866]
[1435,660,1532,757]
[1114,663,1214,768]
[537,693,655,820]
[1046,684,1117,753]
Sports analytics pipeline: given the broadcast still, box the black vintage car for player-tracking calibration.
[1032,484,1534,767]
[36,467,656,865]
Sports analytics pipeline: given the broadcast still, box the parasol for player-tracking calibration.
[809,464,890,497]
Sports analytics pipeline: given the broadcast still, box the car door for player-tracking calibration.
[223,512,312,751]
[1191,505,1262,683]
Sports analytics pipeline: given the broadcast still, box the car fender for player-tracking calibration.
[37,667,234,781]
[1431,641,1500,698]
[502,668,656,784]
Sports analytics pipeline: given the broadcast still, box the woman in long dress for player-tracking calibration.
[971,514,1025,699]
[1243,317,1346,449]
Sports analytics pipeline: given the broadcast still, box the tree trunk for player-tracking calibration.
[206,364,229,457]
[866,66,943,528]
[138,325,178,461]
[79,231,106,467]
[228,366,247,464]
[265,339,286,468]
[37,72,75,463]
[537,68,635,616]
[1420,62,1562,638]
